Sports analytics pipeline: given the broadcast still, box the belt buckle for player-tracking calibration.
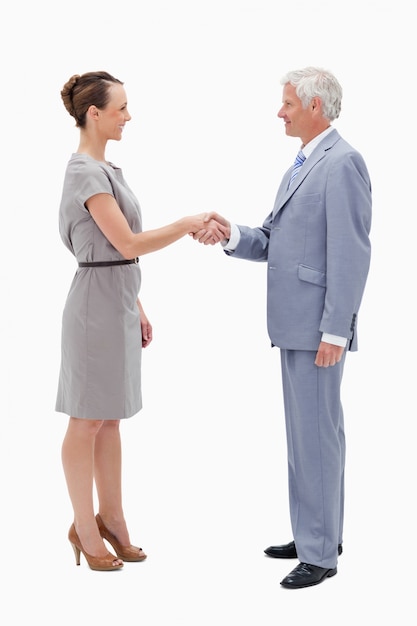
[134,257,139,264]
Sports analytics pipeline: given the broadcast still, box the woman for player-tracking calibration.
[56,71,225,571]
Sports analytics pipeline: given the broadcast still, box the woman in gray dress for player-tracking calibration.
[57,71,226,571]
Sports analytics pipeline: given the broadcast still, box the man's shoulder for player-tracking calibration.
[324,131,364,160]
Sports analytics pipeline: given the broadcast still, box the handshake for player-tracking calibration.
[188,211,231,246]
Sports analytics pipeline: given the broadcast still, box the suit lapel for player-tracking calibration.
[272,129,340,219]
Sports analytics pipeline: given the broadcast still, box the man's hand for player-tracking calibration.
[191,212,231,245]
[315,342,345,367]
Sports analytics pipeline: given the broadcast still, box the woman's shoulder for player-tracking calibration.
[65,153,121,182]
[61,154,117,201]
[67,153,110,171]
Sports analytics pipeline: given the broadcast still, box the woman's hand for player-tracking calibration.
[137,299,153,348]
[189,212,231,245]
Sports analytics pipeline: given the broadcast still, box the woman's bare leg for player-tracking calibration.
[61,416,122,562]
[94,420,132,545]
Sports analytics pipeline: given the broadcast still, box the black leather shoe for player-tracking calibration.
[264,540,343,559]
[280,562,337,589]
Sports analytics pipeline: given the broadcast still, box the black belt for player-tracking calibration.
[78,258,139,267]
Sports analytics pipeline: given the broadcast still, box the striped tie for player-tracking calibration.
[288,149,306,187]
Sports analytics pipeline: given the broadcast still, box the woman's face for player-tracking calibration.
[96,83,132,141]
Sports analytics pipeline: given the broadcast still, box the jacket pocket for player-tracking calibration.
[292,193,321,206]
[298,264,326,287]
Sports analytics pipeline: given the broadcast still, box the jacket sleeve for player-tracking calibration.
[320,150,372,339]
[224,213,273,262]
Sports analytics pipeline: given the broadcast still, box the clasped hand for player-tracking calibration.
[190,212,231,245]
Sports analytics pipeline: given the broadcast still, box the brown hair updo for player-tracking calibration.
[61,71,123,128]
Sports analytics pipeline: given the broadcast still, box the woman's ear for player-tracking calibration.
[87,104,100,120]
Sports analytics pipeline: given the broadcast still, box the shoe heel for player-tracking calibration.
[68,523,123,571]
[70,541,81,566]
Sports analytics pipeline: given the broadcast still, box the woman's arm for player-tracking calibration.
[86,193,227,259]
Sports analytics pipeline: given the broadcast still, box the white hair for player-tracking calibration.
[280,67,343,121]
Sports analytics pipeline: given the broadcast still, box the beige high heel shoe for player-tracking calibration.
[68,523,124,571]
[96,514,147,562]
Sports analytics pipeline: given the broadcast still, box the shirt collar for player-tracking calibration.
[301,126,334,159]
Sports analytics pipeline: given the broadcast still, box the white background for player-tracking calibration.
[1,0,415,623]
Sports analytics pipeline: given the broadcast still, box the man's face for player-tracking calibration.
[277,83,313,141]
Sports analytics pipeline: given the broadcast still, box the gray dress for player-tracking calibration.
[55,153,143,419]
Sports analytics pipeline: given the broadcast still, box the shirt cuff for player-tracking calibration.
[222,223,241,251]
[321,333,348,347]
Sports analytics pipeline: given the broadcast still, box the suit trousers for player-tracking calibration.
[280,348,347,569]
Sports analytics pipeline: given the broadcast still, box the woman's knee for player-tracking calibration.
[100,419,121,431]
[69,416,105,436]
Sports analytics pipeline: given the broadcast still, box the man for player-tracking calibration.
[197,67,372,588]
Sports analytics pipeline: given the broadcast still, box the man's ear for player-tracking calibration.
[310,97,321,113]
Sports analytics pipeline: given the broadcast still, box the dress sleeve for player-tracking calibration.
[73,158,115,211]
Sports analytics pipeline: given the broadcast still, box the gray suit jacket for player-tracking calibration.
[227,129,372,351]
